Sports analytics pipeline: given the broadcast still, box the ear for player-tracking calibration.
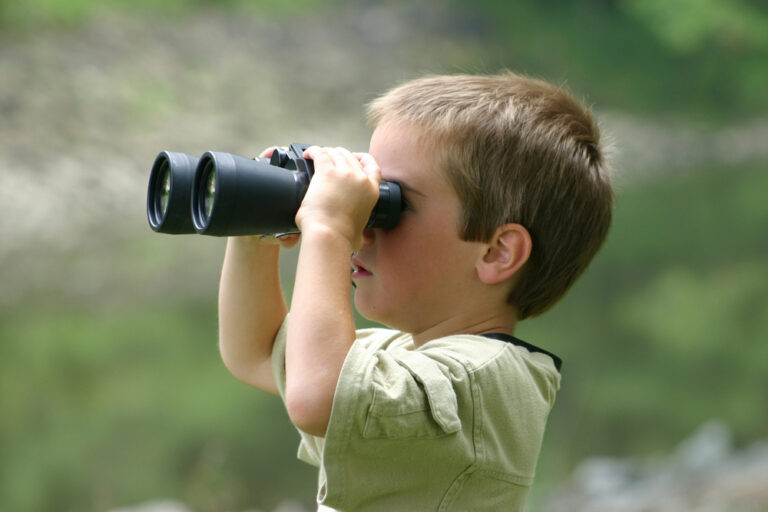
[476,223,532,285]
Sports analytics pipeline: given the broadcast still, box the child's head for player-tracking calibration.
[367,72,613,319]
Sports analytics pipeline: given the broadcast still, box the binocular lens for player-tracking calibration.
[156,163,171,219]
[146,151,199,234]
[203,165,216,222]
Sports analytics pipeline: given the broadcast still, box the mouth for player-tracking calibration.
[351,256,372,278]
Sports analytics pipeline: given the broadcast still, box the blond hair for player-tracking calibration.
[367,72,613,319]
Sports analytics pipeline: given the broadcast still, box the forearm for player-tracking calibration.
[285,225,356,436]
[218,236,286,393]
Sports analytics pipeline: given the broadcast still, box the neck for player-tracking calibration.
[409,306,519,347]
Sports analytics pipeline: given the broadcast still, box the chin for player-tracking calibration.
[354,295,392,327]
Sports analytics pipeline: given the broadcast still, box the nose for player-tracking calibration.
[362,227,375,245]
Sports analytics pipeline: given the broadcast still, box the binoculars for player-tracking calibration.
[146,143,403,236]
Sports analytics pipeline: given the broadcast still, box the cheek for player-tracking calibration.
[375,213,467,286]
[387,237,451,288]
[372,237,426,294]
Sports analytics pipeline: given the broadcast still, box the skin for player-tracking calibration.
[217,121,532,437]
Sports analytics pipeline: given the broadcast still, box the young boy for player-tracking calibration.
[218,72,613,511]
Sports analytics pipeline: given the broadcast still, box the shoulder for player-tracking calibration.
[348,327,416,374]
[419,333,558,371]
[418,334,507,367]
[354,326,412,351]
[349,330,560,388]
[416,334,561,401]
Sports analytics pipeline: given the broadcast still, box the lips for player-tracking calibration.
[351,255,372,278]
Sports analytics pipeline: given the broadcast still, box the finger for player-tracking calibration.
[259,147,278,159]
[334,146,357,159]
[333,147,370,175]
[303,146,341,172]
[305,146,373,182]
[258,232,300,245]
[353,152,381,182]
[306,146,360,174]
[276,233,300,248]
[303,145,322,160]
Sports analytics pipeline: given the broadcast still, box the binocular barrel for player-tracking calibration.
[146,145,402,236]
[147,151,199,234]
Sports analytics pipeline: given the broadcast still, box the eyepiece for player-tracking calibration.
[147,151,199,234]
[368,182,402,229]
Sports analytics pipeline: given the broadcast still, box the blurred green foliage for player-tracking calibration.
[449,0,768,120]
[621,0,768,53]
[521,163,768,472]
[0,303,315,511]
[0,0,326,27]
[2,164,765,511]
[2,0,767,119]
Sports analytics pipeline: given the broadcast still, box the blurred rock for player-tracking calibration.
[109,499,191,512]
[544,420,768,512]
[107,498,314,512]
[1,4,767,307]
[107,499,312,512]
[0,2,474,307]
[602,112,768,185]
[272,500,311,512]
[674,419,732,471]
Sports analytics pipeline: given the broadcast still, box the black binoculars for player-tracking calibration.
[146,143,402,236]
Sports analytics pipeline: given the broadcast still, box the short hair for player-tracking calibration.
[367,72,613,319]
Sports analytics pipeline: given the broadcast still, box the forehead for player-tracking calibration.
[369,121,444,184]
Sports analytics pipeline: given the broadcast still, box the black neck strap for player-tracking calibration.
[481,333,563,372]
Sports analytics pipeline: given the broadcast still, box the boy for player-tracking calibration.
[218,72,613,511]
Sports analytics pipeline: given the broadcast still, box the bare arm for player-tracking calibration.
[218,236,288,394]
[284,147,380,436]
[217,148,298,395]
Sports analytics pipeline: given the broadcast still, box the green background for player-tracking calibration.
[1,0,766,510]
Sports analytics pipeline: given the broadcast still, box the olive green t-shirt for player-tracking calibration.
[271,318,560,511]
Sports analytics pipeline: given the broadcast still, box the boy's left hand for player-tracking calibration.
[298,146,381,250]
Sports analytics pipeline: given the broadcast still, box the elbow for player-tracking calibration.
[285,385,330,438]
[219,343,248,382]
[218,342,268,390]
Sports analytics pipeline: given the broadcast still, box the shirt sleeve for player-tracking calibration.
[271,318,473,508]
[319,334,470,509]
[357,345,462,438]
[271,319,463,441]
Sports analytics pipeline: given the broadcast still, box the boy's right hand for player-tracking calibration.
[296,145,381,251]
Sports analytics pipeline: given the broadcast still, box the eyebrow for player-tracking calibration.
[393,180,425,197]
